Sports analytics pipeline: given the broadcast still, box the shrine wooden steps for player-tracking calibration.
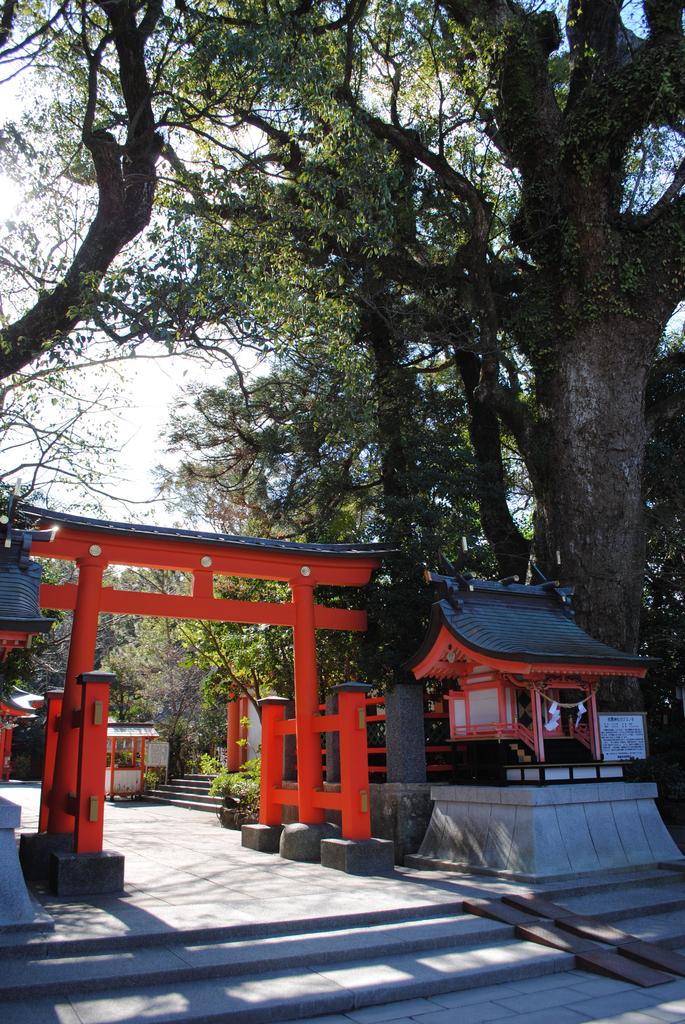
[142,773,222,813]
[507,742,533,764]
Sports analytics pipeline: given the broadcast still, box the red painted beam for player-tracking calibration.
[271,787,300,807]
[312,790,343,811]
[40,584,368,632]
[314,606,367,631]
[273,719,297,736]
[37,529,381,586]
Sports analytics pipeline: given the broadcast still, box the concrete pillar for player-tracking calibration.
[226,700,241,771]
[385,682,427,783]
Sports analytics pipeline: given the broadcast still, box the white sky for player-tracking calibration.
[0,326,234,526]
[0,336,268,528]
[99,353,197,513]
[103,348,265,527]
[0,137,231,528]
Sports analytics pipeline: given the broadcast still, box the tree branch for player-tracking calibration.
[455,347,530,578]
[441,1,562,192]
[644,0,684,43]
[0,0,165,380]
[0,0,15,48]
[564,4,684,179]
[623,156,685,230]
[350,105,492,250]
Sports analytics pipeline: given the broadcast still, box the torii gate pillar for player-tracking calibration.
[48,557,104,835]
[291,580,325,824]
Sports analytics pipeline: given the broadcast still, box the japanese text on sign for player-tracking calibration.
[599,714,647,761]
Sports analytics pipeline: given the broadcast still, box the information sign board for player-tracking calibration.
[599,713,648,761]
[146,741,169,768]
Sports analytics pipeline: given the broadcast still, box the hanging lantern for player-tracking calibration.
[0,526,54,658]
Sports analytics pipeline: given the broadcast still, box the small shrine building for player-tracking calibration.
[405,570,655,784]
[0,687,44,781]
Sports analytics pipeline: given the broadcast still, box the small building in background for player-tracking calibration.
[105,722,163,799]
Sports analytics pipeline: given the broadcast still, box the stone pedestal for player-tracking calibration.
[19,831,73,881]
[0,799,54,932]
[279,821,340,862]
[241,823,283,853]
[406,782,685,882]
[370,782,433,864]
[320,837,395,875]
[50,850,125,896]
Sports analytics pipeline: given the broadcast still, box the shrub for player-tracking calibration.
[144,768,163,791]
[209,758,260,816]
[623,755,685,801]
[198,753,222,775]
[9,753,32,780]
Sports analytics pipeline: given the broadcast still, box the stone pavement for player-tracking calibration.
[293,973,685,1024]
[4,781,685,1024]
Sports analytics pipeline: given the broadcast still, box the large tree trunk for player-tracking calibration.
[533,317,656,709]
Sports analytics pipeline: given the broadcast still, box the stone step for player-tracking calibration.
[140,794,221,813]
[557,881,685,924]
[161,780,216,792]
[538,865,685,900]
[621,909,685,949]
[150,786,221,804]
[1,938,573,1023]
[0,913,519,999]
[180,774,219,783]
[0,898,470,960]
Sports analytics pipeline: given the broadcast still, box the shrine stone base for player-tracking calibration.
[19,830,73,881]
[49,850,125,896]
[320,837,395,875]
[406,782,684,882]
[370,783,433,865]
[241,823,283,853]
[279,822,341,862]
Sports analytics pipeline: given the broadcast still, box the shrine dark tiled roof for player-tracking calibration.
[406,576,656,670]
[19,504,394,559]
[1,687,44,715]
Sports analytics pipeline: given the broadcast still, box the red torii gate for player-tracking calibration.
[20,505,388,846]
